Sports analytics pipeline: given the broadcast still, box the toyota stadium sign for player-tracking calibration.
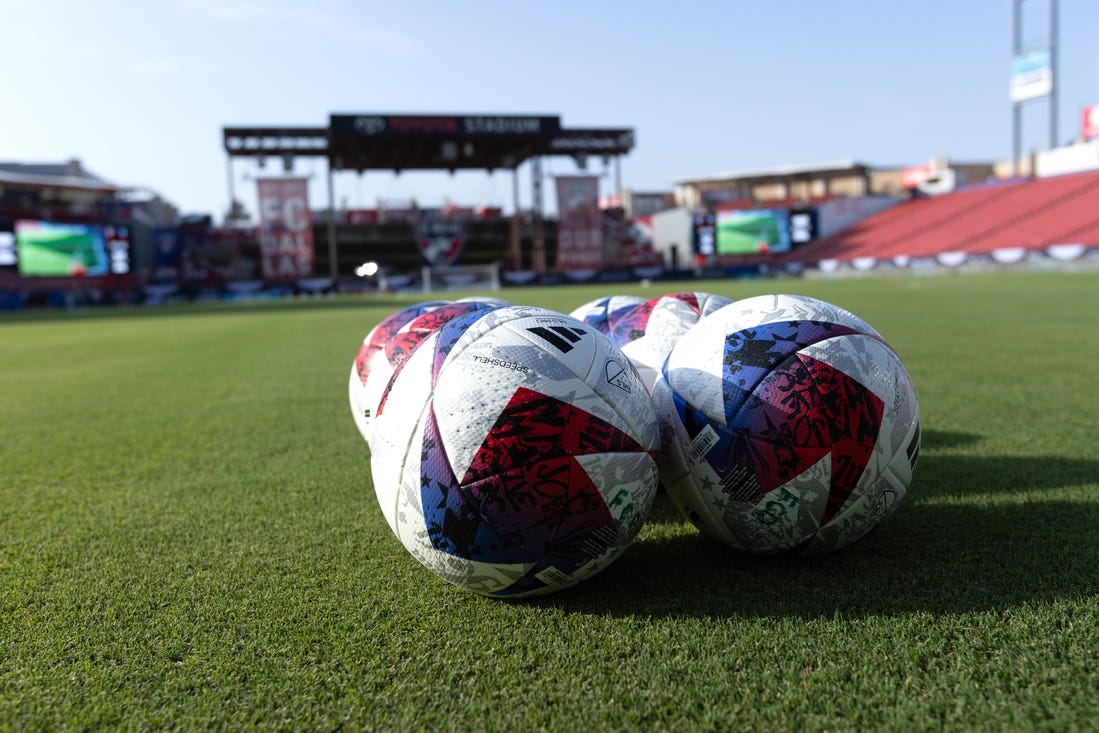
[331,114,561,138]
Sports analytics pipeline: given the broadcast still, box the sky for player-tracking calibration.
[2,0,1097,221]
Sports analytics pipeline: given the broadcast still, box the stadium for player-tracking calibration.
[3,3,1098,731]
[2,130,1098,305]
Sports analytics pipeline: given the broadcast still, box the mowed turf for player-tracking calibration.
[2,270,1097,731]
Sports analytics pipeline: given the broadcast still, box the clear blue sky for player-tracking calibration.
[2,0,1096,220]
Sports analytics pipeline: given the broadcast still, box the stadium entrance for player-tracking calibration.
[222,114,635,279]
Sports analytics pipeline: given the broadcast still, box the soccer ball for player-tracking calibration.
[357,300,504,449]
[568,294,646,335]
[455,295,511,307]
[607,291,733,394]
[349,300,450,445]
[370,305,660,597]
[652,294,920,556]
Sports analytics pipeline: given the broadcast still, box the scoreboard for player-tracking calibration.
[0,219,132,280]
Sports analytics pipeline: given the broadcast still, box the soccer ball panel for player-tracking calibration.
[370,335,437,534]
[706,294,881,337]
[347,300,450,448]
[455,296,511,307]
[608,291,734,394]
[569,294,646,335]
[349,360,372,443]
[574,452,658,538]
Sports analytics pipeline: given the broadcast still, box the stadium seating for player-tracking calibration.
[790,169,1099,263]
[966,172,1099,252]
[783,197,923,262]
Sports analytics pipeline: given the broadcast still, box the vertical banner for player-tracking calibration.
[152,227,181,278]
[415,210,466,266]
[555,175,603,270]
[256,177,314,280]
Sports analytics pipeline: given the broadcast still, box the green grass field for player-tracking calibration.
[2,270,1098,731]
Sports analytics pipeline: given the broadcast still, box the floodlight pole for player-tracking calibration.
[509,166,522,270]
[531,156,545,274]
[1011,0,1060,177]
[1050,0,1059,150]
[225,156,236,222]
[1012,0,1023,176]
[326,159,338,281]
[614,155,622,202]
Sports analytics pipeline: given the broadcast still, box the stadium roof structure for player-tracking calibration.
[223,113,637,277]
[223,114,635,173]
[0,160,118,193]
[672,160,873,187]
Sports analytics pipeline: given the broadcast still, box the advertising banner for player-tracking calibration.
[555,176,602,270]
[256,177,314,279]
[629,192,672,217]
[1010,49,1053,103]
[1082,104,1099,141]
[901,164,932,189]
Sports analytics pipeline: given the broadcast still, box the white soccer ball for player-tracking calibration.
[568,294,646,335]
[370,305,660,597]
[349,300,450,446]
[653,294,921,556]
[607,291,733,394]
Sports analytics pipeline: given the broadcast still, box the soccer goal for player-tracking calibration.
[421,262,502,294]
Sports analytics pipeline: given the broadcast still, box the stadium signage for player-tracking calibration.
[548,131,634,152]
[1010,49,1053,103]
[332,114,560,138]
[462,116,550,135]
[555,175,603,270]
[901,164,932,189]
[1082,104,1099,141]
[256,177,314,279]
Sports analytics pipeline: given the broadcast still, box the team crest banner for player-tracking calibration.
[415,211,466,266]
[256,177,314,279]
[555,175,603,270]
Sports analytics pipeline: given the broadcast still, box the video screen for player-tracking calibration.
[15,220,110,277]
[692,213,715,255]
[0,225,15,267]
[789,208,819,245]
[103,225,132,275]
[715,209,791,255]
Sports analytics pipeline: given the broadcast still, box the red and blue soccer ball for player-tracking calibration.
[348,300,451,446]
[606,291,733,394]
[652,294,921,556]
[568,294,646,335]
[370,305,660,597]
[349,299,505,450]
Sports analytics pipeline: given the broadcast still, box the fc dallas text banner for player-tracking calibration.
[257,177,314,279]
[555,175,603,270]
